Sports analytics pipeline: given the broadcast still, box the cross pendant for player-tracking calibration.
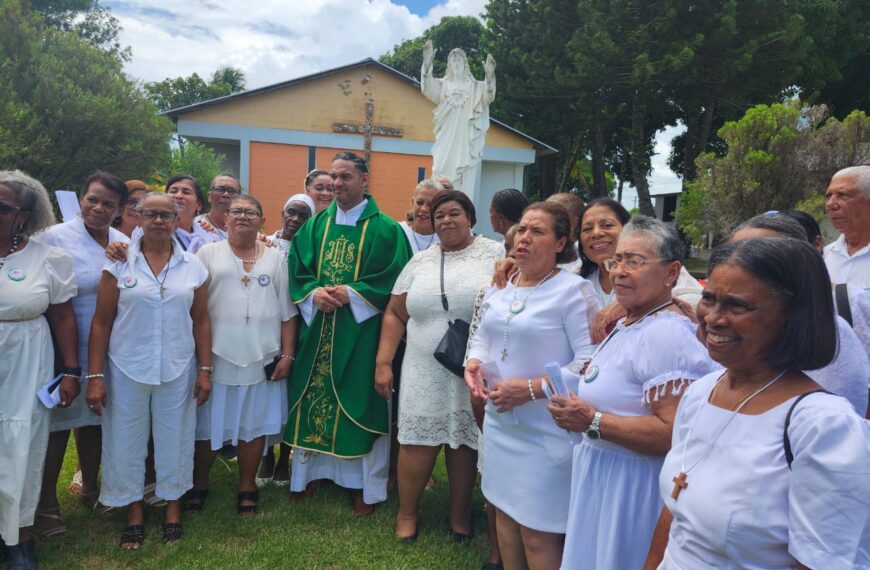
[241,274,251,287]
[159,284,165,299]
[500,348,508,361]
[671,471,688,500]
[245,314,250,324]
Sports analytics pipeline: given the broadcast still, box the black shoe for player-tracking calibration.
[451,530,474,544]
[220,444,237,461]
[481,564,504,570]
[6,538,38,570]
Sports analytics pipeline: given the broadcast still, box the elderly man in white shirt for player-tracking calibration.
[823,165,870,290]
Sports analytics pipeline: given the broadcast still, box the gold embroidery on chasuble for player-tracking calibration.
[301,313,337,448]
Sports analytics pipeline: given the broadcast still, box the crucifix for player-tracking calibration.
[333,98,404,169]
[671,471,688,500]
[240,274,252,288]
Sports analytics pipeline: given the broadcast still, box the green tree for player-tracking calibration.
[380,16,486,80]
[28,0,130,61]
[676,101,870,238]
[144,65,247,112]
[0,0,172,191]
[154,140,227,199]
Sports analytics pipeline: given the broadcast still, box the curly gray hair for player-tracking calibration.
[0,170,56,236]
[619,215,685,263]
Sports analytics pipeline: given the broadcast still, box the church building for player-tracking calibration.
[163,58,556,237]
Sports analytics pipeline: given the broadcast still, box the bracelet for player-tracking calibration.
[84,373,104,380]
[528,379,536,401]
[61,366,82,377]
[198,366,213,373]
[279,354,295,361]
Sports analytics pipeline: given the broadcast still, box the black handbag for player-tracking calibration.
[433,249,470,378]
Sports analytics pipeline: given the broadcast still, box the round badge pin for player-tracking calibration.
[257,274,271,287]
[7,268,25,281]
[123,276,138,288]
[583,365,599,383]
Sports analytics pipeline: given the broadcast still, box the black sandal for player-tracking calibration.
[119,524,145,549]
[162,522,183,544]
[237,490,259,515]
[180,488,208,512]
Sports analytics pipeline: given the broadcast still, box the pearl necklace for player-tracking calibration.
[0,233,22,271]
[500,268,557,360]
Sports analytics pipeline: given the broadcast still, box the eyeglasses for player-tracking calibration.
[603,256,667,272]
[210,185,240,196]
[139,210,178,222]
[228,208,260,219]
[0,202,21,215]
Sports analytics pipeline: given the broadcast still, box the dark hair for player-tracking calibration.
[708,237,836,371]
[304,169,330,188]
[332,152,368,174]
[165,173,205,208]
[431,190,476,227]
[731,212,807,242]
[230,194,263,216]
[490,188,528,224]
[780,210,822,245]
[578,198,631,278]
[522,202,577,264]
[83,171,128,206]
[546,192,584,224]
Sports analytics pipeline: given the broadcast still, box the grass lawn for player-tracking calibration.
[34,440,491,569]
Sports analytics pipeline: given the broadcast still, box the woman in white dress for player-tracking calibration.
[375,190,503,542]
[398,179,441,255]
[36,172,129,533]
[548,216,716,570]
[465,201,598,570]
[0,171,78,567]
[645,237,870,569]
[189,195,298,515]
[266,193,314,256]
[87,192,212,549]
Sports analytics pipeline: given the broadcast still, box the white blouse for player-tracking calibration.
[0,240,76,320]
[399,220,440,254]
[35,217,128,368]
[660,371,870,569]
[104,240,208,385]
[196,241,296,385]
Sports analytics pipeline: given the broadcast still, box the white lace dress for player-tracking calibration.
[392,237,504,448]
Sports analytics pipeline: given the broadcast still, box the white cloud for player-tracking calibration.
[111,0,486,88]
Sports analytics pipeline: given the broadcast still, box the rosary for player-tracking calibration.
[233,243,262,324]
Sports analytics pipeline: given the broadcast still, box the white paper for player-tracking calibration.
[479,360,518,425]
[55,190,80,222]
[545,361,580,444]
[38,373,64,409]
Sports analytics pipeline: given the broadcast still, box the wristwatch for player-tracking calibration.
[585,411,603,440]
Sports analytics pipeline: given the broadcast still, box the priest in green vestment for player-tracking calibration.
[284,152,412,511]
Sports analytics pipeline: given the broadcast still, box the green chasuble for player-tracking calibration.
[284,195,412,458]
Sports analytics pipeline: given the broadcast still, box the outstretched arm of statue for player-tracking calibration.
[484,53,496,103]
[422,40,434,76]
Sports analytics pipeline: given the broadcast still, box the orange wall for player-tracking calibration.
[249,142,432,232]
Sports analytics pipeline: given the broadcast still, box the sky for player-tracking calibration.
[105,0,680,203]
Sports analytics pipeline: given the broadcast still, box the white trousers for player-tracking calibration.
[290,434,390,505]
[99,361,196,507]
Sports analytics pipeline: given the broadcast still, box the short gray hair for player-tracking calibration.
[0,170,56,236]
[415,179,442,193]
[137,191,179,213]
[832,165,870,199]
[730,212,807,242]
[620,215,685,262]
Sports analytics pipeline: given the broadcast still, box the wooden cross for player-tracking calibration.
[333,98,403,169]
[671,471,688,500]
[240,274,251,288]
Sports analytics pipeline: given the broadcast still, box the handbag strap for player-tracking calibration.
[440,248,449,312]
[783,389,830,469]
[835,283,853,327]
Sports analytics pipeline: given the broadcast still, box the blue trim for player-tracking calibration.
[308,146,316,171]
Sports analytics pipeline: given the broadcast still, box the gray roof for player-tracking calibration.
[162,58,557,155]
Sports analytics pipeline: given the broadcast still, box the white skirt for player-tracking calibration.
[481,400,575,533]
[195,379,287,451]
[561,437,665,570]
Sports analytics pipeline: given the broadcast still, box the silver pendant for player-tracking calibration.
[510,299,525,314]
[583,365,599,383]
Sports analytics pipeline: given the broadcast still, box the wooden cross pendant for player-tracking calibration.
[671,471,688,500]
[240,274,251,287]
[159,284,166,299]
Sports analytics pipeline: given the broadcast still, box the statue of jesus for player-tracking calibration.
[421,40,496,196]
